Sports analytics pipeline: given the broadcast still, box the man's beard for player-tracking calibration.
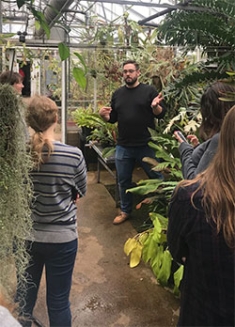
[124,76,138,86]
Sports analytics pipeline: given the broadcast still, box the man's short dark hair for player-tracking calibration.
[0,71,23,86]
[122,60,139,71]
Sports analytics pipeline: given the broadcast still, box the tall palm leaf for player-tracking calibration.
[158,0,235,83]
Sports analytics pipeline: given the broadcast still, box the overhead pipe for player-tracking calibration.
[138,8,173,26]
[34,0,74,38]
[138,0,196,26]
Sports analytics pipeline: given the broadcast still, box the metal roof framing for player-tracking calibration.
[0,0,211,46]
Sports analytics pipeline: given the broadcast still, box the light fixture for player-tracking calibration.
[17,31,27,43]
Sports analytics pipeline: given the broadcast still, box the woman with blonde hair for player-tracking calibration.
[168,105,235,326]
[15,95,87,327]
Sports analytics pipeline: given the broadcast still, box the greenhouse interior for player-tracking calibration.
[0,1,234,326]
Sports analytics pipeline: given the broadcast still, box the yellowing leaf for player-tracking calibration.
[138,232,149,245]
[124,238,138,256]
[129,244,142,268]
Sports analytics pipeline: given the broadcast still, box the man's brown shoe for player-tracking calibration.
[113,212,129,225]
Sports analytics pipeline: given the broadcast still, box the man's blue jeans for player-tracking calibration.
[115,145,162,214]
[16,239,78,327]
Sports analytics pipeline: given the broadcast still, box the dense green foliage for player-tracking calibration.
[124,132,185,294]
[158,0,235,86]
[72,107,118,147]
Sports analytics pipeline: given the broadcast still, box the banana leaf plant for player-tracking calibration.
[123,108,202,295]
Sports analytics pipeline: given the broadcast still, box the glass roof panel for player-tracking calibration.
[0,0,180,44]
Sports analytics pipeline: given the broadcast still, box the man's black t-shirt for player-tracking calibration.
[109,83,166,146]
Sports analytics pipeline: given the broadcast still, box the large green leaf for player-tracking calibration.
[74,52,87,73]
[152,218,162,242]
[173,265,184,296]
[150,212,169,230]
[0,33,15,39]
[151,245,164,277]
[31,8,50,39]
[73,67,86,90]
[142,235,157,264]
[157,250,172,286]
[127,183,160,195]
[102,147,115,158]
[58,42,70,61]
[35,20,41,31]
[39,20,50,40]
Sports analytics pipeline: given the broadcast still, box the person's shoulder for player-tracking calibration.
[173,182,201,201]
[201,133,219,151]
[138,83,159,97]
[211,133,219,143]
[139,83,157,91]
[113,85,126,94]
[53,142,83,155]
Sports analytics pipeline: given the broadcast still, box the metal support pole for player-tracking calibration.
[8,48,16,73]
[93,49,97,112]
[0,0,2,72]
[61,59,67,143]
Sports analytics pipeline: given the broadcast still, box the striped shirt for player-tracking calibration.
[29,141,87,243]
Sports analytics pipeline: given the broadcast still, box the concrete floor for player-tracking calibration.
[32,168,180,327]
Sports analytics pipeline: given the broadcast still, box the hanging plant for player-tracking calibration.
[0,84,33,299]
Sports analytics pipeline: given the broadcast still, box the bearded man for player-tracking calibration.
[99,60,166,225]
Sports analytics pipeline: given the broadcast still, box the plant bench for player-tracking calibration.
[88,142,119,207]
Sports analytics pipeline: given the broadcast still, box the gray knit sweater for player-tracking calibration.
[178,133,219,179]
[28,141,87,243]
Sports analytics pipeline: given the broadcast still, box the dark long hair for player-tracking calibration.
[0,71,23,85]
[199,81,235,140]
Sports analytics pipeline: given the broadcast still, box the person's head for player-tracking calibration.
[27,95,58,133]
[0,71,24,95]
[199,81,235,140]
[26,95,58,168]
[122,60,140,87]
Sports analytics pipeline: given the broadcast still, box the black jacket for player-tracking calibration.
[109,83,166,147]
